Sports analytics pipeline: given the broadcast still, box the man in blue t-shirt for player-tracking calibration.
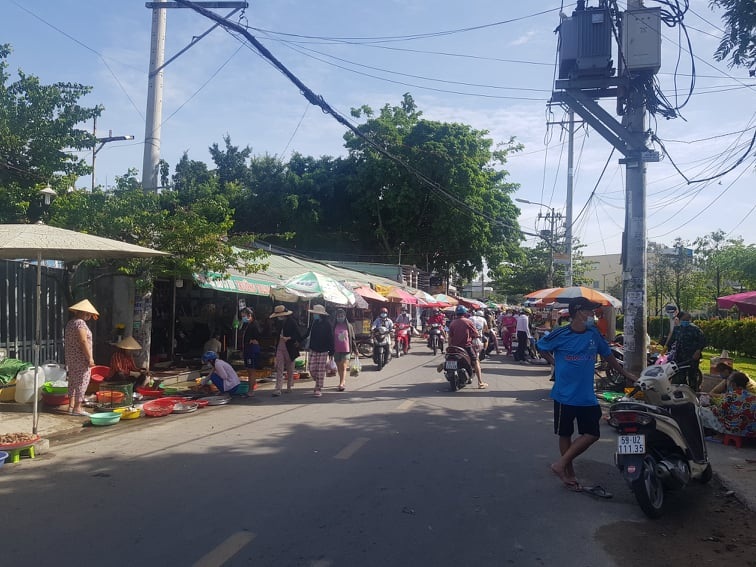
[537,298,634,491]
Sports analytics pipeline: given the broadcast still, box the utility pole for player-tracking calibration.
[142,0,167,192]
[551,0,660,375]
[565,110,575,286]
[141,1,248,192]
[515,198,561,288]
[92,116,134,191]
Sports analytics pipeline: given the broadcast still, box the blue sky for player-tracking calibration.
[2,0,754,256]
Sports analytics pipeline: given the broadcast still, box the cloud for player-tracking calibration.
[509,31,536,47]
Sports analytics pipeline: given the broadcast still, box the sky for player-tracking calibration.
[2,0,754,257]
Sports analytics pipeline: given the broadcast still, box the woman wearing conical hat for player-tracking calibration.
[108,336,148,388]
[64,299,99,417]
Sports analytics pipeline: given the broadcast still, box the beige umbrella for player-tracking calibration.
[0,223,168,434]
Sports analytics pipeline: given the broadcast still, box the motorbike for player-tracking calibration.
[608,361,712,518]
[372,325,392,370]
[595,342,661,392]
[428,323,444,355]
[394,323,411,358]
[443,346,473,392]
[356,335,374,358]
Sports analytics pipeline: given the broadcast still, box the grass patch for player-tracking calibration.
[702,348,756,377]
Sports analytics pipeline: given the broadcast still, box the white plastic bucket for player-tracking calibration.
[42,363,67,383]
[14,367,43,403]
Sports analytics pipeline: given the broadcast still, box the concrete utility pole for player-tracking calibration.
[565,109,575,286]
[141,1,248,192]
[551,0,661,375]
[515,198,561,288]
[142,0,167,192]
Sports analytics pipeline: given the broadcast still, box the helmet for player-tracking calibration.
[475,310,484,317]
[455,305,468,316]
[433,308,440,314]
[380,307,388,314]
[201,351,218,363]
[401,306,408,312]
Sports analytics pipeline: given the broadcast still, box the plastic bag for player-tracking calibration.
[349,357,361,377]
[326,358,337,377]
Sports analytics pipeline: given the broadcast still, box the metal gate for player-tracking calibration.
[0,259,67,364]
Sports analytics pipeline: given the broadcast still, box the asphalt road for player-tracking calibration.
[0,345,653,567]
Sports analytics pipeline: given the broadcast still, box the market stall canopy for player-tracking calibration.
[194,271,274,297]
[271,271,356,306]
[539,286,621,308]
[386,286,419,305]
[434,293,458,306]
[0,223,168,435]
[413,289,448,308]
[717,291,756,315]
[353,286,388,302]
[457,297,487,310]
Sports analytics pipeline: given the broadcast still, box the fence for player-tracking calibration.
[0,259,67,364]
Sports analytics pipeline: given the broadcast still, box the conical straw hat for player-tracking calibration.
[69,299,100,320]
[114,336,142,350]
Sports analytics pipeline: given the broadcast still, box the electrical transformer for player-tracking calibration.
[621,8,662,74]
[558,4,614,80]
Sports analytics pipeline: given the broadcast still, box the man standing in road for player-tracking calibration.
[514,309,532,362]
[537,298,633,490]
[447,306,487,389]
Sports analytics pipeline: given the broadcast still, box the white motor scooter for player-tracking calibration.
[608,361,712,518]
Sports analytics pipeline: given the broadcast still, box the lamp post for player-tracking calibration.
[515,198,562,287]
[92,117,134,191]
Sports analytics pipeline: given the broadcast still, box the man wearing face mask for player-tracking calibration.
[667,311,706,390]
[537,298,633,491]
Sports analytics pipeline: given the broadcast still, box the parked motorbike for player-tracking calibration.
[608,361,712,518]
[443,346,473,392]
[428,323,444,355]
[372,325,392,370]
[356,335,374,358]
[394,323,411,358]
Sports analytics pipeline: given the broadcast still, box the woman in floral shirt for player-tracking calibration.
[64,299,99,416]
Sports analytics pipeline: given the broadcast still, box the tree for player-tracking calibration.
[0,44,100,222]
[343,93,523,281]
[711,0,756,70]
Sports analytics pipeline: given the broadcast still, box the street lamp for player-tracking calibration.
[92,122,134,191]
[515,198,563,287]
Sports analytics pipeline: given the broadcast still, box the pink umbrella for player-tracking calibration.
[717,291,756,315]
[354,286,388,303]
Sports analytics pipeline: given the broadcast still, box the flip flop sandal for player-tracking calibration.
[582,485,613,499]
[478,383,488,389]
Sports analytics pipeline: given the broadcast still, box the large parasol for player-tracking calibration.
[271,271,356,306]
[0,223,168,434]
[716,291,756,315]
[539,286,622,308]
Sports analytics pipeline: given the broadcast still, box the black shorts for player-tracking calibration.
[553,401,602,438]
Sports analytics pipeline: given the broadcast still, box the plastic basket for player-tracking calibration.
[143,399,175,417]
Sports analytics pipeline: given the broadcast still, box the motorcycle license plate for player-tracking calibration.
[444,360,458,370]
[617,434,645,455]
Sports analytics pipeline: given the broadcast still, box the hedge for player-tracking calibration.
[614,316,756,357]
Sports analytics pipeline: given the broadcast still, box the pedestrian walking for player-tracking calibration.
[514,309,532,362]
[332,308,357,391]
[306,305,334,397]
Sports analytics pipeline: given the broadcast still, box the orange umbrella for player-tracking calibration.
[540,286,618,306]
[524,287,562,299]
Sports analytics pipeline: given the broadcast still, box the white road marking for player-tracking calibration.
[192,531,256,567]
[334,437,370,460]
[396,400,415,412]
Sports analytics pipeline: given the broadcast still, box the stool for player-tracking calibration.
[5,445,36,463]
[723,434,743,448]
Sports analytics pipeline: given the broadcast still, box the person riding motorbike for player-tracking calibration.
[372,307,394,349]
[470,310,489,358]
[447,306,487,389]
[426,307,447,348]
[395,306,412,326]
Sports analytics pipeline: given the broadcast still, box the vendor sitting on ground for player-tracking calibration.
[108,336,148,388]
[200,351,240,395]
[709,360,756,394]
[700,372,756,437]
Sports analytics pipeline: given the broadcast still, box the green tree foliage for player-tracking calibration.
[711,0,756,69]
[343,93,523,281]
[0,44,100,222]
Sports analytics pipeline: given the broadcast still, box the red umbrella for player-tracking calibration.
[717,291,756,315]
[386,287,419,304]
